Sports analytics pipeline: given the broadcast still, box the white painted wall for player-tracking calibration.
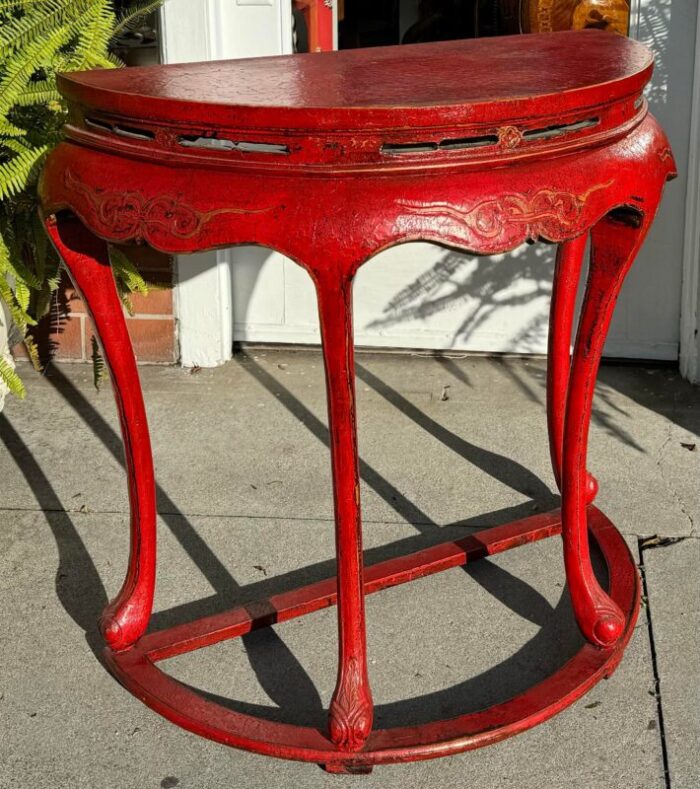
[167,0,699,368]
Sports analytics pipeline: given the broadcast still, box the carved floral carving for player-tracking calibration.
[397,182,612,246]
[328,657,373,751]
[498,125,523,149]
[64,169,268,243]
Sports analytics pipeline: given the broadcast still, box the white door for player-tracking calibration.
[168,1,697,362]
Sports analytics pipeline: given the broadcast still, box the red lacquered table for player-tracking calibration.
[39,30,675,773]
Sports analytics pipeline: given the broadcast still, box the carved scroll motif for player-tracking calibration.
[397,182,612,248]
[64,169,269,244]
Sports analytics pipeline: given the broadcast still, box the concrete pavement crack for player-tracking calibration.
[638,538,672,789]
[655,425,696,537]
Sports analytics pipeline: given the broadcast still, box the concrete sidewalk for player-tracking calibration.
[0,352,698,789]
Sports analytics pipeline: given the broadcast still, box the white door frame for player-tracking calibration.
[159,0,293,367]
[680,5,700,384]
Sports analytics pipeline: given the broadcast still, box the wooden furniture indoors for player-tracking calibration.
[477,0,630,36]
[523,0,631,34]
[39,30,673,773]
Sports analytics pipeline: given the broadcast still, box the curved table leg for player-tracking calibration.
[561,210,649,648]
[44,214,156,652]
[547,235,599,502]
[315,270,374,753]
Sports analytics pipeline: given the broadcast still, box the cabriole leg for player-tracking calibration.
[315,271,373,752]
[44,215,156,652]
[561,210,648,648]
[547,235,599,502]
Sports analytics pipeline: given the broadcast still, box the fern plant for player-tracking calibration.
[0,0,163,398]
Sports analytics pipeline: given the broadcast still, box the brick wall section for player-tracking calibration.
[14,246,177,365]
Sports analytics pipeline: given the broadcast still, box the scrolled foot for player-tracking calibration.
[100,612,124,649]
[100,594,149,652]
[580,586,626,648]
[328,658,373,751]
[592,610,625,647]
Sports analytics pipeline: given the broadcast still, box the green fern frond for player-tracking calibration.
[0,0,68,58]
[0,24,71,117]
[105,49,125,68]
[110,246,150,296]
[14,81,61,106]
[0,1,27,13]
[68,1,118,72]
[0,270,35,330]
[111,246,160,316]
[13,275,29,311]
[0,234,13,278]
[0,355,25,398]
[0,1,45,12]
[0,243,13,275]
[0,249,43,290]
[30,268,60,322]
[1,0,163,400]
[0,144,49,200]
[0,136,30,154]
[0,118,27,137]
[44,268,61,293]
[120,290,134,315]
[113,0,162,36]
[0,236,39,325]
[22,331,40,371]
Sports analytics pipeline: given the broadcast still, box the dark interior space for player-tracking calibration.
[338,0,524,49]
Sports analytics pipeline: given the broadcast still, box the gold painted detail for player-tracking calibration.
[398,182,612,243]
[537,0,556,32]
[64,169,268,242]
[572,0,631,35]
[498,126,523,149]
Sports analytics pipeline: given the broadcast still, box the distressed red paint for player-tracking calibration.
[38,30,675,772]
